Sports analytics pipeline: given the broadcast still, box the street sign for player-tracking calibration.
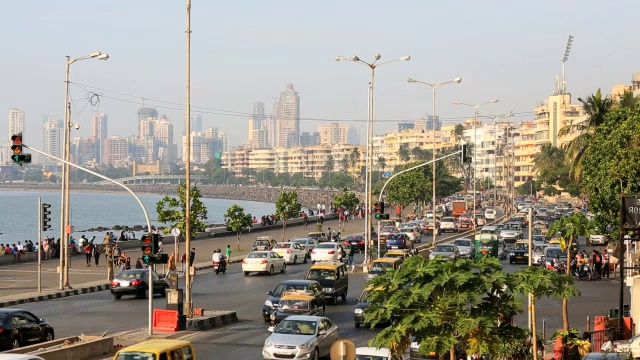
[623,194,640,229]
[383,171,392,178]
[171,228,181,237]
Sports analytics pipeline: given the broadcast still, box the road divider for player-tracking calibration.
[3,335,113,360]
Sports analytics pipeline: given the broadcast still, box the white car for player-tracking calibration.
[475,214,486,226]
[440,217,458,233]
[290,238,318,258]
[310,243,342,263]
[242,251,287,276]
[614,333,640,358]
[356,347,396,360]
[400,227,420,243]
[263,315,339,360]
[272,242,307,265]
[452,238,475,259]
[590,234,609,245]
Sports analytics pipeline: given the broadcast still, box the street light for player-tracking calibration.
[335,54,410,262]
[452,99,499,223]
[478,112,513,209]
[407,77,462,246]
[60,51,109,290]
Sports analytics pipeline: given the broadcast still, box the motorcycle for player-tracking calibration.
[213,257,227,275]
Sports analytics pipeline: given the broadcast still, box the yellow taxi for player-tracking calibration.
[113,339,195,360]
[367,257,403,279]
[383,250,411,262]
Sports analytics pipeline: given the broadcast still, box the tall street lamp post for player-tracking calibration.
[60,51,109,290]
[452,99,499,223]
[335,54,410,262]
[482,112,513,209]
[407,77,462,246]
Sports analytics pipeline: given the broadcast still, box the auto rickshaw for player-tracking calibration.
[474,233,499,259]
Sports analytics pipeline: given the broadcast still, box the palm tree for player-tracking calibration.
[619,89,639,109]
[376,156,387,180]
[558,89,613,180]
[325,155,335,180]
[398,144,410,163]
[533,144,562,173]
[451,123,464,141]
[350,147,360,169]
[340,155,350,173]
[411,147,431,161]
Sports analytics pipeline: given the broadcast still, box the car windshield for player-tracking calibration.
[387,234,404,241]
[274,320,317,335]
[475,215,484,219]
[370,262,393,273]
[380,226,396,232]
[255,240,270,246]
[316,243,336,249]
[272,283,311,297]
[442,218,454,223]
[504,224,520,230]
[512,243,528,251]
[307,269,336,280]
[115,351,155,360]
[248,252,268,258]
[453,240,471,247]
[279,299,310,311]
[434,245,454,252]
[274,244,290,249]
[546,248,565,258]
[116,271,145,280]
[292,239,308,245]
[384,253,404,260]
[534,245,547,253]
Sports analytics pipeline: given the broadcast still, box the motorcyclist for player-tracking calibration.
[212,249,226,269]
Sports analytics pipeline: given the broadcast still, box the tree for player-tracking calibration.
[618,89,638,109]
[558,89,613,180]
[547,212,592,331]
[340,155,350,173]
[382,161,430,209]
[411,147,431,161]
[365,256,522,359]
[532,144,579,197]
[398,144,410,163]
[332,189,360,213]
[223,205,253,250]
[325,155,335,180]
[156,183,208,238]
[350,147,361,169]
[451,123,464,140]
[376,156,387,179]
[275,190,302,241]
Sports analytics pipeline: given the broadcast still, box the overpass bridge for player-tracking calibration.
[94,174,208,185]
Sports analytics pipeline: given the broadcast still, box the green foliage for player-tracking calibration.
[332,189,360,212]
[512,265,579,300]
[224,204,253,250]
[532,144,579,196]
[290,173,316,187]
[380,161,461,207]
[156,184,208,238]
[275,190,302,241]
[318,172,355,190]
[398,144,410,162]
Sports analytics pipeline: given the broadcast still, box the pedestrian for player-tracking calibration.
[347,244,355,271]
[601,336,613,352]
[181,252,187,273]
[106,248,114,281]
[135,258,143,269]
[593,250,603,279]
[303,212,309,228]
[603,249,610,278]
[84,243,93,267]
[226,245,232,263]
[93,244,100,267]
[189,247,196,267]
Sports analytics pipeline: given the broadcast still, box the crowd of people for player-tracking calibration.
[0,240,37,261]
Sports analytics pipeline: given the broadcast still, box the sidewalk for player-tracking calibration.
[0,216,364,307]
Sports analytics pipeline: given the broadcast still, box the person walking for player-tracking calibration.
[225,245,232,264]
[189,248,196,267]
[602,249,610,278]
[93,244,100,267]
[84,243,93,267]
[347,244,355,272]
[181,252,187,274]
[106,247,114,281]
[303,212,309,228]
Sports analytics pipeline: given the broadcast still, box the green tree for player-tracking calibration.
[290,173,315,187]
[382,161,430,208]
[332,189,360,213]
[275,190,302,241]
[411,147,431,161]
[325,155,335,180]
[156,183,208,238]
[547,212,592,331]
[224,204,253,250]
[365,256,521,359]
[318,172,354,190]
[558,89,613,180]
[532,144,578,197]
[618,89,638,109]
[451,123,464,140]
[376,156,387,179]
[340,155,350,173]
[350,147,361,169]
[398,144,410,163]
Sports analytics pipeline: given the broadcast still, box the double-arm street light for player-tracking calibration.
[478,111,514,209]
[60,51,109,290]
[335,54,410,262]
[452,99,499,223]
[407,77,462,246]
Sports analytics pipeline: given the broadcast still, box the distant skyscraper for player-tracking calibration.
[154,115,174,164]
[192,114,203,132]
[104,136,128,167]
[300,132,320,147]
[318,123,350,146]
[276,84,300,148]
[137,107,158,137]
[397,121,415,131]
[414,113,441,131]
[8,108,25,136]
[248,102,266,144]
[347,126,359,145]
[92,113,107,164]
[42,115,62,169]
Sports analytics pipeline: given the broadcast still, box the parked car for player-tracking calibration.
[452,238,475,259]
[0,309,54,350]
[440,217,458,233]
[110,269,168,300]
[290,238,318,258]
[263,316,339,360]
[262,280,326,322]
[272,242,308,265]
[242,251,287,276]
[428,244,460,261]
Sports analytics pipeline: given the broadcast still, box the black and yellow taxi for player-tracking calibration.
[113,339,195,360]
[354,286,385,328]
[305,261,348,304]
[383,250,412,262]
[508,240,529,264]
[367,257,403,279]
[269,289,324,327]
[307,231,328,243]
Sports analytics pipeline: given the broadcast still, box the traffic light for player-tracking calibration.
[141,234,153,258]
[379,201,385,215]
[462,144,472,164]
[41,203,52,231]
[374,202,389,220]
[152,233,160,254]
[10,133,31,165]
[374,202,381,216]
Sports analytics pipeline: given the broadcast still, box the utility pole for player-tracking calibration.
[184,0,193,317]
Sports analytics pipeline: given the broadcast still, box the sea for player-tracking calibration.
[0,190,279,243]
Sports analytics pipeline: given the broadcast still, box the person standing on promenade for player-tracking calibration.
[189,248,196,267]
[106,247,114,281]
[84,242,93,267]
[93,244,100,267]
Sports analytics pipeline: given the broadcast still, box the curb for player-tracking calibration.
[186,311,238,331]
[0,283,110,308]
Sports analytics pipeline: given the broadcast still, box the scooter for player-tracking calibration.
[213,258,227,275]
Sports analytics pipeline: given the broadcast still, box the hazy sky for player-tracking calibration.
[1,1,638,149]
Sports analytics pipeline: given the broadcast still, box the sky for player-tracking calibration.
[1,0,638,150]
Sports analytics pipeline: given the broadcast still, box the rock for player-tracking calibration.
[112,225,123,230]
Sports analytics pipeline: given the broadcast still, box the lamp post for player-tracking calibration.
[60,51,109,290]
[452,99,499,224]
[407,77,462,246]
[335,54,410,262]
[482,112,513,209]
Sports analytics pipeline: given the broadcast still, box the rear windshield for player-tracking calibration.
[279,299,310,311]
[116,271,145,280]
[307,269,336,280]
[434,245,454,252]
[316,243,336,249]
[115,352,155,360]
[512,243,528,251]
[248,252,268,258]
[370,262,393,273]
[274,244,290,249]
[453,240,471,247]
[255,240,270,246]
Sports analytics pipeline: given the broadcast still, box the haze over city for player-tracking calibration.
[1,0,638,148]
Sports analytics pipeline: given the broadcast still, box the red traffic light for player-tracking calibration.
[141,235,152,244]
[11,134,22,145]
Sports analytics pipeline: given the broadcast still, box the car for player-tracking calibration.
[253,237,278,251]
[480,225,499,235]
[590,231,609,245]
[263,315,339,360]
[307,232,328,243]
[474,214,486,226]
[440,217,458,233]
[499,223,524,243]
[356,347,398,360]
[269,290,325,326]
[272,242,308,265]
[263,280,326,322]
[0,355,46,360]
[0,309,54,350]
[242,251,287,276]
[543,246,567,269]
[532,235,547,245]
[508,241,529,264]
[378,226,398,245]
[532,244,548,265]
[290,238,318,258]
[457,217,474,230]
[310,243,342,263]
[414,219,429,233]
[342,235,365,252]
[399,227,420,243]
[384,250,412,262]
[583,353,629,360]
[424,220,440,236]
[110,269,168,300]
[386,233,412,250]
[429,244,460,261]
[452,238,475,259]
[485,209,496,220]
[613,332,640,358]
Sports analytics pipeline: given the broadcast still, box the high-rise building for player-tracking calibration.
[275,84,300,148]
[92,113,107,164]
[137,107,158,137]
[415,113,441,131]
[248,102,266,145]
[9,108,25,137]
[154,115,174,164]
[397,121,415,131]
[318,123,350,146]
[104,136,128,167]
[192,113,203,132]
[300,132,320,147]
[42,115,62,169]
[347,126,359,145]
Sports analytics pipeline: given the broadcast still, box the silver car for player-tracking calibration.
[452,238,475,259]
[429,244,460,261]
[291,238,318,258]
[263,315,339,360]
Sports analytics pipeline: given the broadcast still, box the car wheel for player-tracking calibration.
[113,294,122,300]
[269,265,275,275]
[215,269,219,275]
[11,337,20,349]
[45,331,54,342]
[311,348,319,360]
[509,260,513,264]
[293,256,297,265]
[244,271,250,276]
[332,294,338,305]
[281,263,287,273]
[143,288,150,299]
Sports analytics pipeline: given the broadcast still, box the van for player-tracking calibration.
[113,339,195,360]
[368,257,403,279]
[305,261,348,305]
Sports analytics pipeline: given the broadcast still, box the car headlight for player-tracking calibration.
[509,252,515,256]
[265,338,273,347]
[323,288,334,293]
[354,308,363,314]
[265,300,273,308]
[299,340,314,349]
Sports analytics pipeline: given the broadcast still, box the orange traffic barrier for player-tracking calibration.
[594,316,607,331]
[152,309,179,332]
